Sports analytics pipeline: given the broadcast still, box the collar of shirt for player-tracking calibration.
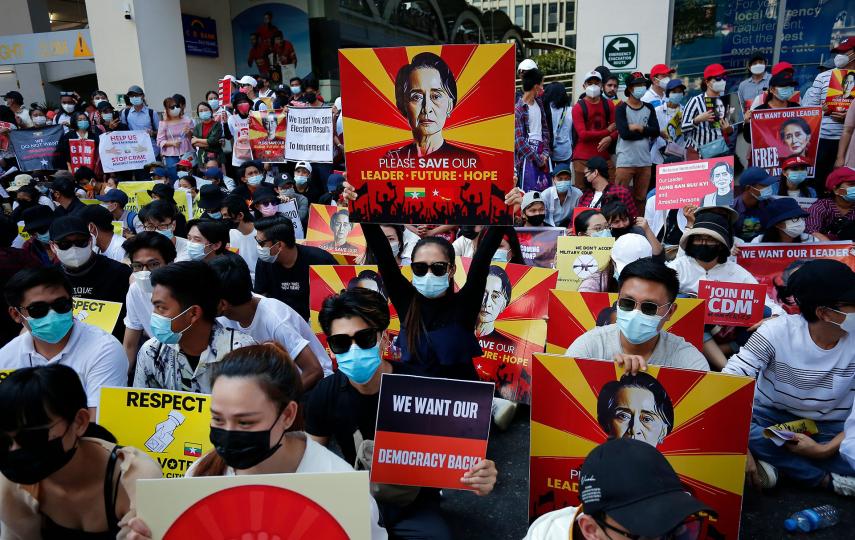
[21,320,81,364]
[160,321,236,373]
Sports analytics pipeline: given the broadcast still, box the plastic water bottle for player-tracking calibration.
[783,505,839,533]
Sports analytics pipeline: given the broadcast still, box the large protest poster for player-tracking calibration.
[304,204,366,261]
[826,69,855,114]
[137,472,370,539]
[465,259,556,404]
[698,280,767,327]
[97,387,212,478]
[516,227,566,269]
[736,241,855,314]
[750,107,822,177]
[8,125,63,170]
[73,297,122,334]
[545,290,705,354]
[68,139,97,173]
[530,354,754,539]
[99,131,156,172]
[371,373,494,490]
[554,236,614,290]
[286,106,334,163]
[117,181,194,221]
[248,109,287,162]
[655,157,734,210]
[340,44,516,225]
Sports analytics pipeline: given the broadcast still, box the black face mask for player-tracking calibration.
[686,243,721,263]
[303,92,317,104]
[526,214,546,226]
[209,416,286,470]
[610,226,632,239]
[460,226,479,239]
[0,432,77,484]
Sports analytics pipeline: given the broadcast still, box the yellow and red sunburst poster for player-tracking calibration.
[339,44,516,225]
[826,69,855,114]
[304,204,367,263]
[530,354,754,539]
[248,109,287,162]
[545,290,705,354]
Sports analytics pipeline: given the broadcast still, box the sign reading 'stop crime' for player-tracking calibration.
[339,44,516,225]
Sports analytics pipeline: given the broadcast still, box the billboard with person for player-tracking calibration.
[231,1,312,83]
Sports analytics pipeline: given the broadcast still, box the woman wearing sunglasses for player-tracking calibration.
[341,178,522,380]
[681,63,733,160]
[0,365,161,539]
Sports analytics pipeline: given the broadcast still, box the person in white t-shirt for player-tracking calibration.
[118,343,387,540]
[221,194,258,282]
[139,199,189,262]
[80,204,126,262]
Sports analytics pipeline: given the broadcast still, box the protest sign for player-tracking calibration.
[762,418,818,447]
[530,354,754,539]
[721,92,745,125]
[771,194,815,211]
[73,297,122,334]
[217,77,232,107]
[555,236,614,290]
[371,373,493,490]
[99,131,156,172]
[826,69,855,114]
[277,199,305,239]
[545,290,705,353]
[340,43,516,225]
[286,106,334,163]
[97,387,212,477]
[137,472,370,540]
[304,204,366,260]
[0,121,13,152]
[249,109,287,162]
[655,157,735,210]
[9,125,63,170]
[0,370,14,383]
[468,259,556,404]
[698,280,766,327]
[68,139,96,173]
[117,181,194,220]
[750,107,822,177]
[516,227,566,268]
[736,241,855,313]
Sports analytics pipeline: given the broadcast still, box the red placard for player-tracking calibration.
[68,139,96,173]
[698,280,766,327]
[655,157,734,210]
[217,78,232,107]
[750,107,822,177]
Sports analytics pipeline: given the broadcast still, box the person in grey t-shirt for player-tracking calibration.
[565,257,709,372]
[615,73,661,209]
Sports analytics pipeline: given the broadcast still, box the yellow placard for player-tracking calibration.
[117,181,194,221]
[97,387,212,478]
[17,224,30,242]
[0,370,15,383]
[80,198,101,205]
[555,236,615,291]
[73,297,122,334]
[112,220,123,236]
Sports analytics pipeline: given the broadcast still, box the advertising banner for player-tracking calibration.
[698,280,766,327]
[655,157,734,210]
[68,139,96,173]
[750,107,822,177]
[371,373,493,490]
[249,109,287,162]
[304,204,366,260]
[530,354,755,540]
[826,69,855,114]
[73,297,122,334]
[181,14,218,58]
[0,29,93,65]
[137,472,370,539]
[97,387,212,478]
[545,290,705,354]
[339,44,516,225]
[516,227,566,268]
[8,125,63,171]
[286,107,334,163]
[99,131,156,172]
[555,236,614,290]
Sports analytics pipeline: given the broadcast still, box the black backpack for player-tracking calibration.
[571,98,612,150]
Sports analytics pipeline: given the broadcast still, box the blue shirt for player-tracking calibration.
[123,105,160,133]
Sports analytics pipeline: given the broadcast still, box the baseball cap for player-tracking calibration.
[649,64,675,77]
[739,166,777,187]
[680,212,733,250]
[147,183,174,200]
[613,234,653,276]
[781,156,809,170]
[826,166,855,191]
[769,72,796,88]
[49,176,77,198]
[327,173,345,193]
[22,205,54,233]
[789,259,855,307]
[518,59,538,72]
[586,156,609,178]
[49,215,88,242]
[177,158,193,168]
[3,90,23,104]
[771,62,794,76]
[666,78,687,92]
[761,197,807,229]
[238,75,258,87]
[579,438,710,537]
[550,163,572,178]
[252,186,278,205]
[96,189,129,206]
[521,191,543,212]
[703,63,727,79]
[198,184,225,210]
[831,36,855,54]
[8,174,33,192]
[294,161,313,174]
[583,70,603,83]
[126,85,144,96]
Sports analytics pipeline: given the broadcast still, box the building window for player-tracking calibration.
[565,1,576,32]
[564,33,576,49]
[532,4,541,33]
[548,3,558,32]
[515,5,524,26]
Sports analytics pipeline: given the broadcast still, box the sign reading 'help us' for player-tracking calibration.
[371,374,494,490]
[698,280,767,327]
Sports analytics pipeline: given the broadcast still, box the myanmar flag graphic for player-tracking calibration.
[184,442,202,458]
[404,187,426,199]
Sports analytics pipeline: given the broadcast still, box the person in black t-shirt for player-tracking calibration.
[305,288,497,540]
[253,215,336,321]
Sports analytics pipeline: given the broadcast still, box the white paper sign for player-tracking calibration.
[278,199,305,240]
[286,107,334,163]
[99,131,156,172]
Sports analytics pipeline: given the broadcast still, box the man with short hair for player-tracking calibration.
[50,175,86,218]
[221,195,259,283]
[566,257,709,371]
[737,53,771,108]
[733,166,776,241]
[20,205,58,266]
[134,261,256,393]
[79,204,125,262]
[515,68,551,192]
[96,188,143,234]
[615,73,660,208]
[121,85,160,159]
[139,199,190,261]
[571,71,618,188]
[1,266,127,415]
[642,64,676,108]
[3,90,31,127]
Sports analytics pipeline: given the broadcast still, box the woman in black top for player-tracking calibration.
[59,112,100,172]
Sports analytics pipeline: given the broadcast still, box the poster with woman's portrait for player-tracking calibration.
[248,109,287,162]
[304,204,367,263]
[750,107,822,177]
[826,69,855,114]
[339,44,516,225]
[529,354,755,540]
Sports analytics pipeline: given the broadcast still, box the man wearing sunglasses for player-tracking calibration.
[0,267,127,416]
[566,258,708,372]
[307,287,497,539]
[525,438,710,540]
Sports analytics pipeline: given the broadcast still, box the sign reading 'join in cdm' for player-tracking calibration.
[0,29,94,65]
[602,34,638,71]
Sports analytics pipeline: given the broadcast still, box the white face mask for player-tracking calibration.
[827,308,855,334]
[749,64,766,75]
[834,54,851,69]
[657,76,671,89]
[133,270,153,294]
[169,107,181,117]
[585,85,602,98]
[33,116,47,126]
[257,243,279,263]
[780,218,805,238]
[62,103,75,113]
[711,80,727,93]
[389,241,400,257]
[55,243,92,268]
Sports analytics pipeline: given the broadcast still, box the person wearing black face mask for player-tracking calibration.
[0,365,161,539]
[521,190,547,227]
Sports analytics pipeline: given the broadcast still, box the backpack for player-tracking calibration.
[121,107,156,130]
[571,98,612,150]
[125,210,138,231]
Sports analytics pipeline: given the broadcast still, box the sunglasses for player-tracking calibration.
[18,297,73,319]
[617,297,671,317]
[596,514,705,540]
[0,421,63,455]
[54,238,90,250]
[712,76,726,81]
[411,261,450,277]
[327,328,378,354]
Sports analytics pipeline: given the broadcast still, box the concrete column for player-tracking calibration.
[308,0,341,101]
[0,0,52,106]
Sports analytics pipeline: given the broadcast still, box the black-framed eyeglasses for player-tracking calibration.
[54,237,90,250]
[0,421,64,455]
[17,297,73,319]
[130,260,163,272]
[595,514,705,540]
[617,296,671,317]
[327,328,378,354]
[411,261,450,277]
[143,221,173,232]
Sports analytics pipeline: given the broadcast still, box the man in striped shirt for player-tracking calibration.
[723,260,855,495]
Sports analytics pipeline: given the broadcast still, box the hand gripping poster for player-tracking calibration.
[339,44,516,225]
[750,107,822,177]
[248,109,287,162]
[530,354,755,539]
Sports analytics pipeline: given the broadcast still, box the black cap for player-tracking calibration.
[789,259,855,308]
[252,186,278,205]
[579,438,710,537]
[80,204,114,231]
[49,215,89,242]
[49,176,77,198]
[197,183,226,210]
[147,183,174,200]
[679,212,733,250]
[586,156,609,179]
[624,72,651,97]
[22,205,55,232]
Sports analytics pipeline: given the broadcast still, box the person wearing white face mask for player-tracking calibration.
[754,197,822,244]
[156,96,193,170]
[54,91,79,132]
[642,64,676,108]
[737,53,771,109]
[571,71,618,188]
[682,63,733,160]
[615,73,660,209]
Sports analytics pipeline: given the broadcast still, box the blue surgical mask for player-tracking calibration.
[186,241,209,261]
[156,228,174,240]
[77,120,89,130]
[412,273,449,299]
[129,96,143,106]
[291,86,301,95]
[668,93,684,105]
[492,249,509,262]
[208,211,222,220]
[616,308,663,345]
[786,170,808,185]
[631,87,646,99]
[150,307,193,345]
[755,184,775,200]
[207,99,220,110]
[590,229,613,238]
[555,180,571,193]
[199,111,212,121]
[247,174,264,186]
[842,186,855,202]
[25,309,73,344]
[36,232,51,244]
[335,343,381,384]
[294,175,309,186]
[775,87,795,101]
[101,113,113,122]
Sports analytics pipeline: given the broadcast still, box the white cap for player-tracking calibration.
[334,97,342,111]
[224,74,237,81]
[583,70,603,82]
[238,75,257,87]
[612,234,652,276]
[518,59,538,72]
[295,161,312,174]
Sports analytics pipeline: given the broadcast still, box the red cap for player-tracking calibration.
[826,167,855,191]
[781,156,809,170]
[771,61,794,76]
[703,64,727,79]
[831,37,855,54]
[177,159,193,168]
[649,64,675,77]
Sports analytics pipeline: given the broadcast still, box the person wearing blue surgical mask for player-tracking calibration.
[292,161,312,197]
[59,112,99,173]
[191,101,225,167]
[541,164,582,226]
[232,160,266,201]
[734,167,778,242]
[778,156,817,198]
[742,71,801,150]
[615,72,660,210]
